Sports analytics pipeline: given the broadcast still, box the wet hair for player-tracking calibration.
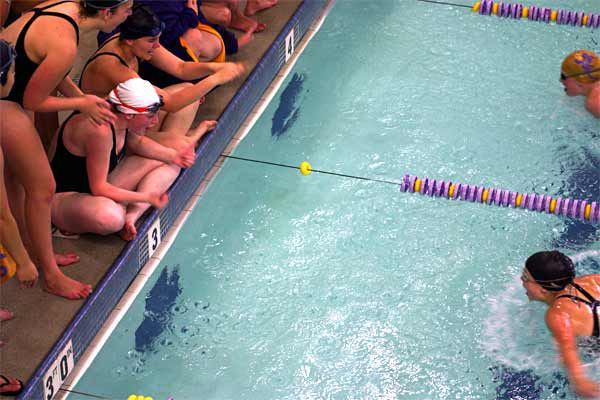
[80,0,129,17]
[120,5,164,41]
[0,40,16,87]
[525,250,575,291]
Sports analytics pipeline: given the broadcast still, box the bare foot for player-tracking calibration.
[229,12,259,33]
[0,308,14,322]
[44,272,92,300]
[55,252,80,267]
[119,221,137,241]
[245,0,277,16]
[237,30,254,48]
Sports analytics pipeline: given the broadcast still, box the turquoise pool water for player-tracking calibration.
[74,1,600,399]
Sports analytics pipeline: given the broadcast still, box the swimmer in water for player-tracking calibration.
[522,250,600,398]
[560,50,600,118]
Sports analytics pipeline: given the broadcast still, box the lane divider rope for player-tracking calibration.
[222,155,600,224]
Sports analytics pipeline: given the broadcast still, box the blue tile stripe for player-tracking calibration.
[18,0,328,398]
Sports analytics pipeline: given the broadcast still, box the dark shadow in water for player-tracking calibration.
[134,265,182,353]
[491,366,569,399]
[553,145,600,250]
[271,72,306,138]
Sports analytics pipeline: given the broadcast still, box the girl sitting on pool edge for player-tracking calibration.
[560,49,600,118]
[522,250,600,398]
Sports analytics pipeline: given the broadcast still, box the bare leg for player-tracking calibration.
[121,164,180,241]
[1,103,91,300]
[181,28,223,62]
[52,193,125,235]
[108,156,178,241]
[156,83,200,136]
[245,0,277,16]
[202,1,264,32]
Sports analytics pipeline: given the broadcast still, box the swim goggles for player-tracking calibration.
[121,21,165,40]
[561,68,600,81]
[0,40,16,79]
[112,89,164,114]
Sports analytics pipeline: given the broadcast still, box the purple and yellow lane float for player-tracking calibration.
[297,161,599,224]
[472,1,600,28]
[399,174,599,223]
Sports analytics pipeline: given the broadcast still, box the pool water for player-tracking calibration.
[74,1,600,399]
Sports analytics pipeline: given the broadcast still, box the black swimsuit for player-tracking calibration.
[51,112,127,194]
[78,35,134,90]
[557,282,600,337]
[4,1,79,106]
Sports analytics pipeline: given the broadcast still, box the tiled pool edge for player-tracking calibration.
[18,1,333,399]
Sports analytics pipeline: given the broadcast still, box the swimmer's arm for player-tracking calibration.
[159,62,244,112]
[57,76,84,98]
[126,133,177,164]
[149,46,222,80]
[21,23,80,111]
[546,310,600,398]
[585,89,600,118]
[85,126,153,204]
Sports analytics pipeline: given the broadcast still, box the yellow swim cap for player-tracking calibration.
[561,50,600,84]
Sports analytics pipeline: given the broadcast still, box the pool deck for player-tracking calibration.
[0,1,304,398]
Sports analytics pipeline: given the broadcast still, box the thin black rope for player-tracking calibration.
[221,155,402,187]
[58,387,111,399]
[415,0,473,9]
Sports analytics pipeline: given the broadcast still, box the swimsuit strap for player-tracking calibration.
[78,52,130,89]
[26,1,80,44]
[557,282,600,337]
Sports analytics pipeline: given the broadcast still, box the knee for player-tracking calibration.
[27,175,56,205]
[94,204,125,235]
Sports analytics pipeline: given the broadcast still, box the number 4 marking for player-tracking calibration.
[285,27,295,63]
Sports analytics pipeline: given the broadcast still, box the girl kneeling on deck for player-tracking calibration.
[50,78,216,241]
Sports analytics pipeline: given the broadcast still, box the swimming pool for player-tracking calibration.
[72,1,600,399]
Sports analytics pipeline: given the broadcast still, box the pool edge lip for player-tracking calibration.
[33,1,336,400]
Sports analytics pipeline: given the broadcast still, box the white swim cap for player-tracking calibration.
[108,78,163,114]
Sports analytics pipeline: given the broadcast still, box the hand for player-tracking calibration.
[186,0,198,14]
[148,192,169,209]
[573,376,600,399]
[199,119,217,132]
[16,260,39,289]
[79,95,116,126]
[173,143,196,168]
[213,62,245,86]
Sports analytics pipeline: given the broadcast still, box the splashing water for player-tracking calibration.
[481,275,560,374]
[570,249,600,264]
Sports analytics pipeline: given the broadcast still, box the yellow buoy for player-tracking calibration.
[522,7,529,18]
[583,14,589,26]
[299,161,312,176]
[492,3,499,15]
[0,244,16,284]
[551,10,557,21]
[472,1,481,12]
